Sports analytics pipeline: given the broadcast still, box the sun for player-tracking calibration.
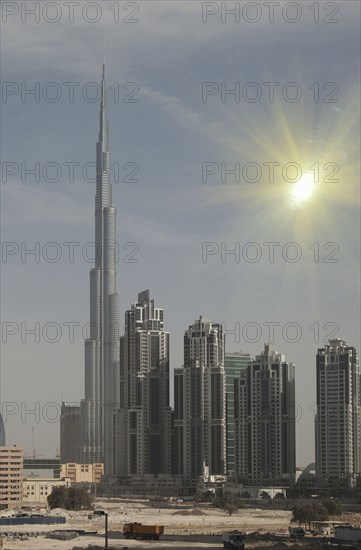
[290,172,317,205]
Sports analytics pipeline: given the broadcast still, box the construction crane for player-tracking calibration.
[25,427,45,459]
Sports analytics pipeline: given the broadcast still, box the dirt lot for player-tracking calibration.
[0,498,360,550]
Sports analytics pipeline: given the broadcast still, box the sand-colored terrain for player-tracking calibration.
[92,498,293,534]
[0,498,360,550]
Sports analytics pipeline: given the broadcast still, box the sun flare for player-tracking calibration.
[290,172,317,205]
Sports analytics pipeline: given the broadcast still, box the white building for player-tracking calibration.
[234,344,296,485]
[315,339,360,487]
[23,477,70,504]
[173,317,226,483]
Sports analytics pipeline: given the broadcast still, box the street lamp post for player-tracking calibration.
[93,510,109,549]
[105,512,108,549]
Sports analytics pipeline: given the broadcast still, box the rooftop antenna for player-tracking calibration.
[29,426,44,459]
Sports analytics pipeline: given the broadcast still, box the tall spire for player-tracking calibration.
[102,39,106,83]
[80,54,120,475]
[97,45,110,209]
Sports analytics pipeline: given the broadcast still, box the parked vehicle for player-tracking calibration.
[123,522,164,540]
[222,530,246,549]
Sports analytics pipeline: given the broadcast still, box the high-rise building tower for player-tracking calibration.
[0,412,5,446]
[315,339,360,487]
[60,403,81,463]
[234,344,296,485]
[80,61,120,474]
[224,352,250,479]
[116,290,172,477]
[173,317,226,483]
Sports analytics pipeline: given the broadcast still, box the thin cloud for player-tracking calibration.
[1,180,90,228]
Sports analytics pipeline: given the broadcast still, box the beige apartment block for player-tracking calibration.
[60,463,104,484]
[0,446,24,509]
[23,477,71,504]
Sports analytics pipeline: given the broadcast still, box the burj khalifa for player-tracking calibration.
[80,60,120,475]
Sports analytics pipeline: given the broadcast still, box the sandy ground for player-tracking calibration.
[91,499,294,534]
[0,498,360,550]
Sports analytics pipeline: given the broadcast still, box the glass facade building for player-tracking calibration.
[224,352,250,478]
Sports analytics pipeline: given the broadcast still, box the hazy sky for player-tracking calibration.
[1,1,360,466]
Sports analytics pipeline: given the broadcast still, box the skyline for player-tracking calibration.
[1,1,360,467]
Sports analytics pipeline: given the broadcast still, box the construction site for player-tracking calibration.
[1,497,361,550]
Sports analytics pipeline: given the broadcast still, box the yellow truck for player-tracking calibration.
[123,522,164,540]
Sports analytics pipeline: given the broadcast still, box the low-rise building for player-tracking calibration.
[23,457,60,479]
[102,474,184,497]
[60,463,104,484]
[223,482,286,499]
[0,446,24,509]
[23,477,71,504]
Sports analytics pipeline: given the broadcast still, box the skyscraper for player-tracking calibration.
[173,317,226,483]
[60,403,81,464]
[234,344,296,485]
[315,339,360,487]
[116,290,172,477]
[224,352,250,479]
[80,61,120,474]
[0,413,5,446]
